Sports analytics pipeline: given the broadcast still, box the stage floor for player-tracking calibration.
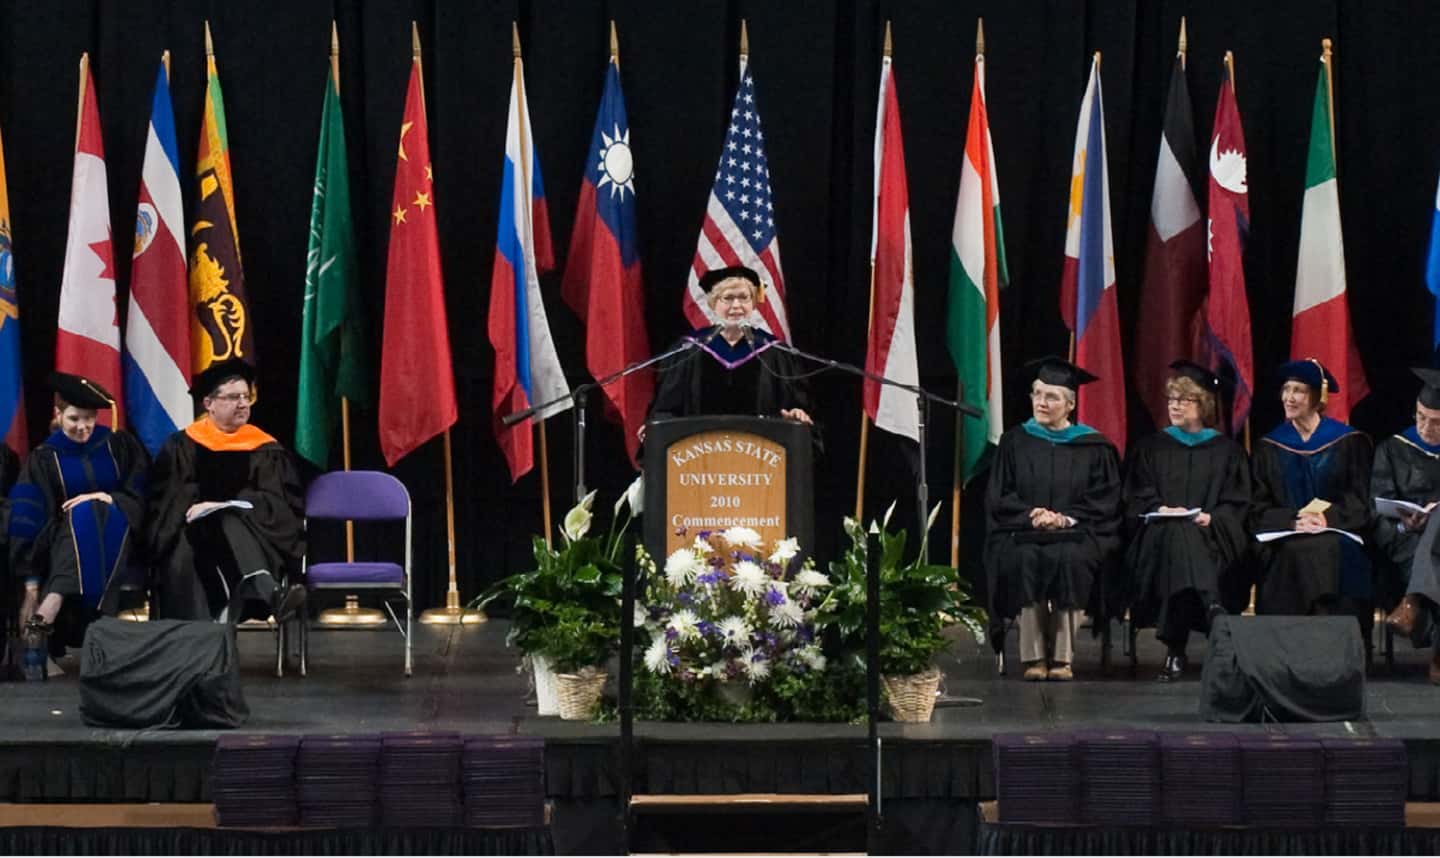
[4,617,1440,744]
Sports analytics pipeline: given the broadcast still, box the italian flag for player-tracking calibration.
[946,54,1008,481]
[1291,51,1368,420]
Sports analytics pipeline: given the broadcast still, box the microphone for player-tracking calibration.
[739,321,758,352]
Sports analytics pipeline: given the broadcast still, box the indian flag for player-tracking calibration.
[947,53,1008,482]
[1290,46,1368,421]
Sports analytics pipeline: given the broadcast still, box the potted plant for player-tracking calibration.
[478,481,640,719]
[815,505,987,722]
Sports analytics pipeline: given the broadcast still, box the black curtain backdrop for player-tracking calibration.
[2,1,1438,609]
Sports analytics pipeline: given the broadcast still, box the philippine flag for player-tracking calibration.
[124,58,190,454]
[56,55,121,426]
[487,52,571,483]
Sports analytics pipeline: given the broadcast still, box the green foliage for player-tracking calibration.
[814,516,988,676]
[626,656,867,723]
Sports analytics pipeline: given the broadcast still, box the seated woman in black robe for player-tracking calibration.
[1251,359,1373,628]
[1374,366,1440,682]
[147,359,305,624]
[643,265,814,440]
[984,358,1121,681]
[1123,361,1250,681]
[9,374,147,655]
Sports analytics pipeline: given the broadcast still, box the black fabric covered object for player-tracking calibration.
[1200,615,1364,722]
[78,617,248,729]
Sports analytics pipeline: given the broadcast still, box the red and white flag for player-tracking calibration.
[56,55,120,424]
[682,56,791,340]
[864,53,919,442]
[1203,62,1253,433]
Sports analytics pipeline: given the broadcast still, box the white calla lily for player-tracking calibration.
[562,490,598,544]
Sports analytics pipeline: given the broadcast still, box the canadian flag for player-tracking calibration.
[56,55,121,424]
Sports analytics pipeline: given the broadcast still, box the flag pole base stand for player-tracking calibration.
[119,602,151,623]
[419,606,486,625]
[316,596,388,628]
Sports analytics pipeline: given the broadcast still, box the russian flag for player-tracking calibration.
[487,52,570,483]
[1059,55,1126,454]
[561,57,652,469]
[124,58,190,454]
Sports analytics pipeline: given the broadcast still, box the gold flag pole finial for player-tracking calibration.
[740,18,749,58]
[204,20,214,57]
[1225,50,1237,91]
[161,49,171,77]
[1178,16,1188,58]
[1322,36,1333,62]
[883,20,893,57]
[609,19,618,61]
[513,21,522,58]
[1093,49,1101,72]
[330,19,339,59]
[976,18,985,56]
[411,20,421,60]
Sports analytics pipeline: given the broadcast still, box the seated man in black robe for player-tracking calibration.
[1123,361,1250,681]
[984,358,1121,681]
[148,359,306,623]
[10,374,147,656]
[643,265,814,441]
[1375,367,1440,682]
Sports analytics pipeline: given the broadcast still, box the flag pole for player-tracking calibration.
[510,22,555,549]
[1070,50,1100,366]
[73,52,122,431]
[854,21,891,524]
[414,20,482,625]
[317,19,386,628]
[1322,38,1336,166]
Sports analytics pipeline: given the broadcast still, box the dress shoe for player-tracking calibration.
[1430,652,1440,686]
[1047,663,1074,682]
[1023,662,1048,681]
[1386,595,1421,637]
[1156,654,1186,682]
[271,583,308,623]
[1206,602,1227,628]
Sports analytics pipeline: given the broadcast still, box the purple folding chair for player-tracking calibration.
[282,471,413,677]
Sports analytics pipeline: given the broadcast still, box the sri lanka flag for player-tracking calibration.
[487,50,570,483]
[1059,54,1126,454]
[561,56,651,469]
[56,55,121,427]
[125,58,191,454]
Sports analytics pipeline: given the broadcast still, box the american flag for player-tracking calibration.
[684,59,791,340]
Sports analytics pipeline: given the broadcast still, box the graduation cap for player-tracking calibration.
[190,358,257,398]
[48,372,114,411]
[1278,358,1338,405]
[1168,359,1221,392]
[1023,356,1098,391]
[1413,367,1440,410]
[699,265,766,304]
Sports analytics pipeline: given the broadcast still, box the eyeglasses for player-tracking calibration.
[715,293,754,305]
[211,392,255,405]
[1166,395,1202,405]
[1029,391,1067,405]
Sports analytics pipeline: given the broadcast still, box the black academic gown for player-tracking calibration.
[1122,428,1251,636]
[984,421,1122,629]
[7,427,147,646]
[1250,418,1373,615]
[148,424,304,621]
[0,444,24,673]
[1371,429,1440,628]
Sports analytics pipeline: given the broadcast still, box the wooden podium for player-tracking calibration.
[643,416,814,559]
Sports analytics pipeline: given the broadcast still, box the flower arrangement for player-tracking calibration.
[633,528,865,722]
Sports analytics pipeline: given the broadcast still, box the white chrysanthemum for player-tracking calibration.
[644,636,671,675]
[693,536,714,555]
[668,609,701,641]
[740,648,771,682]
[709,660,728,678]
[717,616,752,644]
[722,526,764,549]
[730,560,769,598]
[664,548,700,587]
[799,646,827,672]
[768,537,800,565]
[790,569,831,598]
[768,599,805,629]
[633,602,650,629]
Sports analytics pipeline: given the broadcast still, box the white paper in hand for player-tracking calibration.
[185,499,254,524]
[1140,508,1201,523]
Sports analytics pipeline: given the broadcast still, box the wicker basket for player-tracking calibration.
[555,669,607,721]
[881,666,941,722]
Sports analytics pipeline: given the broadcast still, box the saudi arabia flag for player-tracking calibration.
[947,55,1009,482]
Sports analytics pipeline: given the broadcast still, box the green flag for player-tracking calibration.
[296,72,369,467]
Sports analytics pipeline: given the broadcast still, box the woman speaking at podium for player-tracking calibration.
[642,266,814,440]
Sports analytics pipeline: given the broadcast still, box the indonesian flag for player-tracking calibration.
[864,54,919,442]
[1204,63,1254,433]
[947,51,1008,480]
[1059,55,1125,454]
[1291,51,1368,421]
[1134,52,1205,429]
[56,55,121,426]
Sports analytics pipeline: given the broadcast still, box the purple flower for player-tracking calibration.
[765,587,786,607]
[697,571,723,586]
[665,628,679,641]
[697,620,717,638]
[696,530,713,541]
[677,592,694,606]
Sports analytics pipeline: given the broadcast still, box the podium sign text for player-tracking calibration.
[664,430,787,555]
